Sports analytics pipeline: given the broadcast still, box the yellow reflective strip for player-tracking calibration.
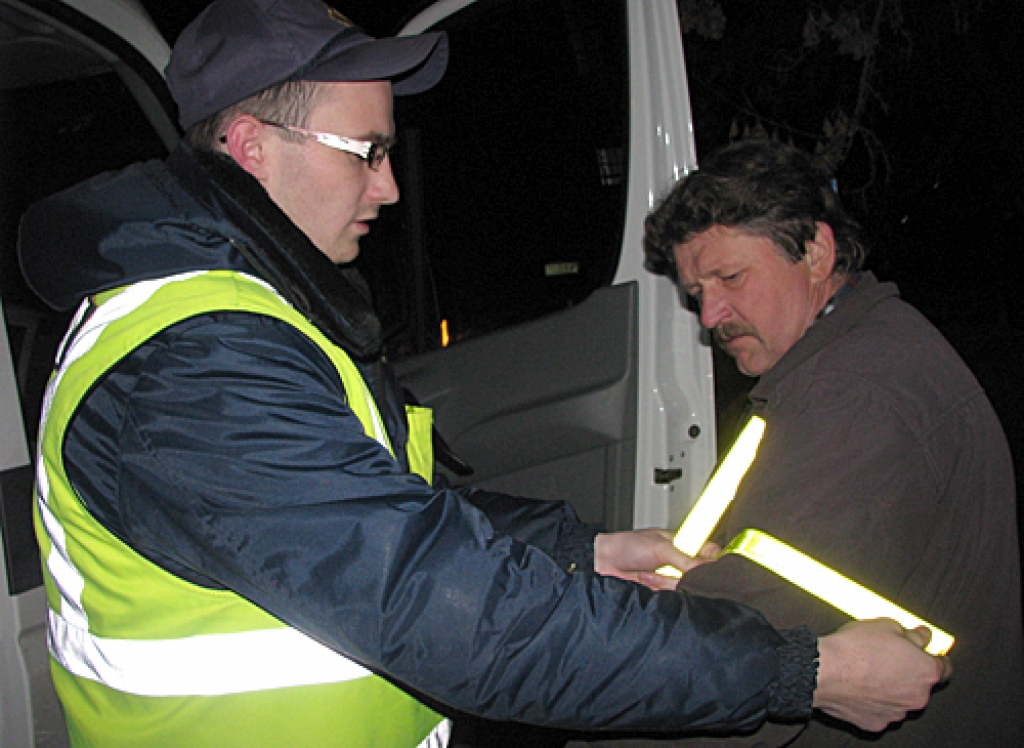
[658,416,766,577]
[725,529,954,655]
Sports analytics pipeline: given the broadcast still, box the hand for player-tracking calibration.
[594,529,721,591]
[813,619,952,732]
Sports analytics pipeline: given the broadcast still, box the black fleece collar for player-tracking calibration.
[168,143,384,361]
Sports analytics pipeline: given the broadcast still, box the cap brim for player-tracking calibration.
[301,31,448,96]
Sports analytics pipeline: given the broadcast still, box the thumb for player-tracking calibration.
[905,625,933,650]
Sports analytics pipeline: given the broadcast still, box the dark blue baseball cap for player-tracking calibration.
[166,0,449,129]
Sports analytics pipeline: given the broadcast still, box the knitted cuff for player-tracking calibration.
[767,626,818,722]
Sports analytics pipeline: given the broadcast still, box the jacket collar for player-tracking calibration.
[748,271,898,411]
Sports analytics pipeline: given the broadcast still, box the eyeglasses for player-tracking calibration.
[258,119,393,171]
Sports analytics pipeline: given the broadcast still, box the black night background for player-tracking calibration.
[146,0,1024,539]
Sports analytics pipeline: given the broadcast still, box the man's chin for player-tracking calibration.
[735,362,765,377]
[324,242,362,265]
[724,343,768,377]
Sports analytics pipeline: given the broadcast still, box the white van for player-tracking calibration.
[0,1,714,745]
[2,4,176,745]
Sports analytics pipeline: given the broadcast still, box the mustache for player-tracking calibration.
[713,322,758,347]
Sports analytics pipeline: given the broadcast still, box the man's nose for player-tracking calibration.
[699,286,730,330]
[371,156,400,205]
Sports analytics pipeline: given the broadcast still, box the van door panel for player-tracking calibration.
[395,282,637,529]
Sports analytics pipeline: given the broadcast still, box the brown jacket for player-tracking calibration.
[679,272,1023,746]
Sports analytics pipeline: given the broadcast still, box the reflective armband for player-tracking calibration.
[725,529,955,656]
[658,416,766,578]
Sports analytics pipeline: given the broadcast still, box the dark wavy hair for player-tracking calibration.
[644,140,867,282]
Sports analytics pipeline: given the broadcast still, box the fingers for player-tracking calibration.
[903,625,932,650]
[904,626,953,683]
[698,541,723,560]
[654,534,719,569]
[660,546,703,575]
[595,529,720,590]
[814,618,949,732]
[637,571,685,591]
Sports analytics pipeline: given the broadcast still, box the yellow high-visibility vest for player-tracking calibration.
[35,270,448,747]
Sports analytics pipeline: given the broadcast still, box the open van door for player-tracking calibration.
[362,0,717,532]
[0,2,175,745]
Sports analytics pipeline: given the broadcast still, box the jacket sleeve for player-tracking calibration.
[674,371,941,747]
[682,370,938,633]
[456,487,602,573]
[66,312,814,734]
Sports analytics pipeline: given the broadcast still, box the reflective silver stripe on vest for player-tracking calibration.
[38,272,379,696]
[418,720,452,748]
[48,609,372,697]
[37,275,204,634]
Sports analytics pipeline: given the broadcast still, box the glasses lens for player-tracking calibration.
[368,143,392,171]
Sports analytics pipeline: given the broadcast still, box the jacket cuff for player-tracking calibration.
[767,626,818,722]
[553,518,601,575]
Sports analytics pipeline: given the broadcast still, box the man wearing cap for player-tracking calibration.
[17,2,947,747]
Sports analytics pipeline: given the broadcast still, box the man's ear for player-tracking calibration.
[806,222,838,282]
[221,116,270,180]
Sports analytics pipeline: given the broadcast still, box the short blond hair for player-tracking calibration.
[185,80,326,151]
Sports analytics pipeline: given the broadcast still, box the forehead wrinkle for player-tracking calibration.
[676,239,714,290]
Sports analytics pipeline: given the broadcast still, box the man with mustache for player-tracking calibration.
[636,139,1023,747]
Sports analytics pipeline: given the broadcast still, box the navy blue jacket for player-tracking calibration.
[18,144,815,734]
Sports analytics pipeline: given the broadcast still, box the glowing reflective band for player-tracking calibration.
[673,416,765,556]
[725,529,955,656]
[657,416,767,577]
